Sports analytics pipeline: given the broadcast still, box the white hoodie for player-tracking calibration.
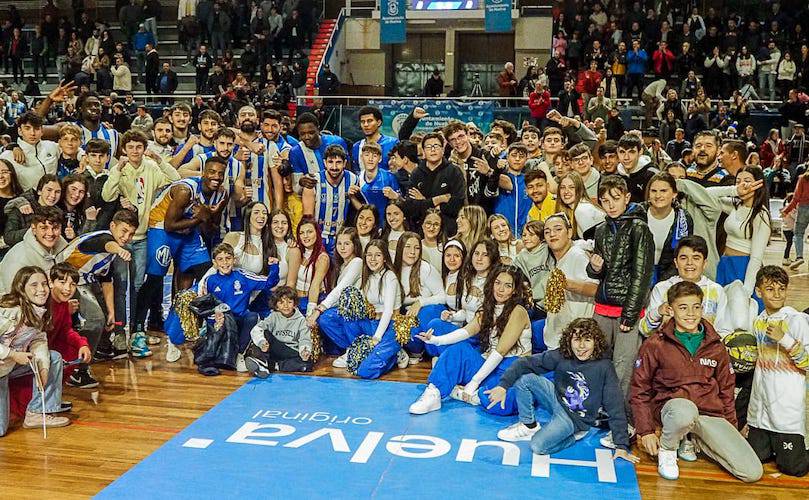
[0,228,68,295]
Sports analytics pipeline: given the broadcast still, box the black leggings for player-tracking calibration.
[134,263,210,330]
[784,230,794,259]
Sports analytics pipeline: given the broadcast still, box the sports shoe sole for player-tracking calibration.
[67,380,99,389]
[245,357,271,379]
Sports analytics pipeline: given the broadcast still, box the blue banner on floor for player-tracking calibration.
[96,375,640,499]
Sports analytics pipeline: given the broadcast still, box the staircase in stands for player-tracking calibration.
[305,18,338,97]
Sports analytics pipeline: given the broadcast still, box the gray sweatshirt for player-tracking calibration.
[513,243,554,309]
[250,309,311,354]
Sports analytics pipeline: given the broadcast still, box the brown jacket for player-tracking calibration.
[629,319,737,437]
[497,70,517,97]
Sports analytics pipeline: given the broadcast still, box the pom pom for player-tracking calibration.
[175,289,201,341]
[393,313,419,346]
[310,324,322,362]
[345,335,376,375]
[545,268,567,314]
[338,286,376,321]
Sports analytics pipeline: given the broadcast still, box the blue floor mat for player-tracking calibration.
[96,375,640,499]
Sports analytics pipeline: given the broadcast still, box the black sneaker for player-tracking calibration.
[67,369,99,389]
[244,356,271,379]
[48,401,73,413]
[94,346,129,361]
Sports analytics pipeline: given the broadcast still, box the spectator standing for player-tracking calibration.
[7,27,25,84]
[498,62,518,105]
[119,0,142,48]
[528,83,551,128]
[652,42,676,82]
[209,2,232,59]
[143,0,161,44]
[735,46,757,88]
[317,65,340,96]
[111,54,133,93]
[757,41,780,101]
[626,40,648,99]
[144,43,160,95]
[194,45,214,93]
[133,24,156,85]
[423,69,443,97]
[776,52,796,98]
[545,50,567,96]
[556,80,581,118]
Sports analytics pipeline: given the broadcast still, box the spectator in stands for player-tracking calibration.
[144,43,160,95]
[758,40,780,101]
[209,2,232,59]
[760,128,787,170]
[30,25,48,86]
[194,45,213,93]
[587,87,612,123]
[131,105,154,133]
[318,64,340,97]
[545,50,566,96]
[684,103,708,143]
[626,39,648,99]
[133,24,156,85]
[7,27,25,85]
[498,62,518,104]
[119,0,142,49]
[157,63,179,105]
[736,46,757,88]
[665,128,690,162]
[652,41,676,81]
[703,46,729,99]
[528,82,551,129]
[556,80,581,118]
[581,59,602,106]
[283,9,302,61]
[111,54,132,93]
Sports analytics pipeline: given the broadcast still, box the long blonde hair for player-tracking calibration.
[554,172,591,236]
[454,205,487,251]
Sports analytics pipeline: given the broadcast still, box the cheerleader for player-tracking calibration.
[420,208,444,273]
[393,232,446,365]
[268,208,302,290]
[409,264,533,416]
[295,218,331,316]
[423,239,499,357]
[340,239,403,379]
[642,173,693,284]
[381,200,409,258]
[355,204,380,251]
[453,205,487,252]
[488,214,523,264]
[555,172,605,240]
[309,227,364,367]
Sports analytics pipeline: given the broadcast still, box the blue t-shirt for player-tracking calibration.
[360,168,400,222]
[351,134,399,173]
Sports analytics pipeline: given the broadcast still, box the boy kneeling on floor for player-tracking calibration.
[245,286,313,377]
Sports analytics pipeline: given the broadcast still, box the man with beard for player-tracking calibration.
[148,117,177,160]
[442,121,500,214]
[260,109,294,153]
[170,109,222,167]
[132,156,228,354]
[717,140,747,181]
[231,106,285,212]
[301,145,360,253]
[351,106,399,173]
[289,113,349,194]
[178,127,237,178]
[169,102,193,144]
[686,130,734,187]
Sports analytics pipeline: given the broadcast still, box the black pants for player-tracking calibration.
[32,54,47,80]
[748,426,809,477]
[196,71,209,93]
[625,73,643,99]
[10,55,22,82]
[249,335,313,373]
[784,230,794,259]
[735,370,754,429]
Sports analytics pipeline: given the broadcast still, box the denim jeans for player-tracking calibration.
[144,17,158,44]
[793,205,809,260]
[0,350,64,436]
[515,373,576,455]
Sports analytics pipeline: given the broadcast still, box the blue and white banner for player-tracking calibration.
[371,99,495,136]
[381,0,407,44]
[484,0,512,33]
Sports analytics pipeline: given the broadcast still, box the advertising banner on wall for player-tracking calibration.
[381,0,407,44]
[370,99,495,136]
[484,0,512,33]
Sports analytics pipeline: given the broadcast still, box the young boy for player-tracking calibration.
[747,266,809,477]
[641,236,730,337]
[493,142,531,237]
[48,264,94,388]
[488,318,637,464]
[57,209,139,362]
[245,286,313,377]
[197,243,280,365]
[57,124,82,178]
[615,132,658,203]
[568,142,600,200]
[587,175,654,403]
[525,169,555,222]
[514,220,553,346]
[355,141,400,221]
[630,281,762,483]
[80,139,120,229]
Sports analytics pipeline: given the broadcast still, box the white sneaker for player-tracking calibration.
[789,258,805,270]
[657,448,680,480]
[449,385,480,406]
[23,411,70,429]
[166,342,181,363]
[408,353,423,365]
[677,437,698,462]
[236,353,248,373]
[397,349,409,369]
[409,384,442,415]
[497,422,540,442]
[783,258,792,266]
[332,353,348,368]
[599,424,635,449]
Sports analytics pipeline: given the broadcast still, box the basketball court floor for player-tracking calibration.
[1,244,808,499]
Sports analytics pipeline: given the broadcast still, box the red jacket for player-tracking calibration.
[630,319,737,437]
[581,69,602,95]
[759,139,786,168]
[652,48,675,75]
[528,90,551,119]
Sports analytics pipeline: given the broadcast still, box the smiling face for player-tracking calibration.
[571,151,592,176]
[570,333,595,361]
[298,122,321,149]
[249,203,269,232]
[202,161,226,193]
[648,180,676,210]
[64,181,86,208]
[0,162,13,190]
[422,212,441,240]
[125,139,146,165]
[261,117,281,141]
[24,272,50,307]
[365,244,385,273]
[735,170,757,202]
[50,274,77,303]
[756,278,786,313]
[356,208,376,236]
[401,236,421,266]
[543,217,572,253]
[456,212,470,235]
[674,246,706,282]
[170,109,191,130]
[81,96,102,122]
[489,217,511,243]
[199,117,220,141]
[386,204,404,231]
[558,176,577,206]
[492,271,515,304]
[443,246,463,272]
[525,177,548,204]
[447,129,470,155]
[670,294,703,333]
[270,212,288,240]
[59,133,81,156]
[213,251,234,275]
[423,139,444,164]
[38,181,62,207]
[693,135,718,170]
[299,222,317,249]
[471,243,492,274]
[32,220,62,249]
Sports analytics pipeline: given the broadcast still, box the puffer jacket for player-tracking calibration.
[586,203,654,328]
[0,306,50,379]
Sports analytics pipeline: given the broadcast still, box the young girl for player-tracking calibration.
[488,214,523,264]
[394,232,446,365]
[409,264,533,416]
[781,193,796,266]
[339,239,403,379]
[295,218,331,317]
[381,200,409,258]
[355,204,380,252]
[420,208,444,273]
[488,318,638,464]
[268,208,302,291]
[513,220,551,349]
[643,173,693,283]
[309,227,364,367]
[0,266,70,435]
[423,239,499,357]
[555,172,605,240]
[453,205,487,253]
[59,175,95,241]
[0,160,23,257]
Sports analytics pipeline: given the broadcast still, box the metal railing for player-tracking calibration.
[313,9,346,93]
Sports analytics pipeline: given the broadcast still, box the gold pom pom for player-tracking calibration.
[545,267,567,314]
[393,313,419,346]
[338,287,376,321]
[310,324,322,362]
[175,290,201,341]
[345,335,376,375]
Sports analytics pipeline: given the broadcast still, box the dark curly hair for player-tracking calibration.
[558,318,608,361]
[477,264,533,354]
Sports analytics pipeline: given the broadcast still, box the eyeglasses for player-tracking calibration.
[423,144,443,151]
[571,154,591,164]
[423,221,441,228]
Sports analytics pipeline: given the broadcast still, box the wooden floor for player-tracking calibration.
[1,243,809,499]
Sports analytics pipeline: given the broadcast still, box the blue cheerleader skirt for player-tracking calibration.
[716,255,764,312]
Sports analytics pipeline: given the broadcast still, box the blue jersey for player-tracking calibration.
[201,264,279,316]
[351,134,399,172]
[494,171,531,238]
[359,168,400,222]
[315,170,358,238]
[282,134,299,148]
[79,123,119,168]
[174,141,216,166]
[289,134,350,175]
